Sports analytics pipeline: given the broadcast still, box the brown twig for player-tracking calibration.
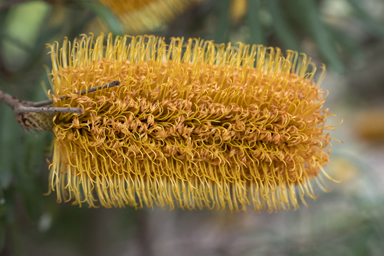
[0,90,84,114]
[0,80,121,131]
[0,89,20,110]
[0,80,120,112]
[31,80,120,107]
[17,105,84,114]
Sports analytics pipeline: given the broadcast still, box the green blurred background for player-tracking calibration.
[1,0,384,255]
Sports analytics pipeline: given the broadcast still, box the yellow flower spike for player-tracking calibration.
[97,0,202,33]
[47,33,340,213]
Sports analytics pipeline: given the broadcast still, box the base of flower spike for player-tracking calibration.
[48,159,332,212]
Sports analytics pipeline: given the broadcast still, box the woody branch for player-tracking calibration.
[0,80,121,115]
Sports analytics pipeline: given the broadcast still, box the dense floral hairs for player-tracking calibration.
[47,33,339,213]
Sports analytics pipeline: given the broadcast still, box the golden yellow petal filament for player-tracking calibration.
[47,33,340,213]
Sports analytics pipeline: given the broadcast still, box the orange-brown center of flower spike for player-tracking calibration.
[51,54,332,212]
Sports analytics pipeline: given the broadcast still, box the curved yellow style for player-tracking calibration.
[47,33,338,213]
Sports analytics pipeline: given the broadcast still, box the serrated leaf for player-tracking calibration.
[247,0,265,45]
[79,1,123,35]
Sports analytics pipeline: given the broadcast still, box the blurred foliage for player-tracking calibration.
[0,0,383,255]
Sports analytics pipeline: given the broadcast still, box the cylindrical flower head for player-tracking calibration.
[47,33,338,213]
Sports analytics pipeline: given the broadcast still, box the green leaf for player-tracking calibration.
[214,0,230,44]
[20,14,62,73]
[268,0,300,51]
[1,1,51,72]
[347,0,384,39]
[14,170,42,223]
[0,106,16,190]
[14,81,52,223]
[0,115,42,222]
[79,1,123,35]
[4,190,15,226]
[0,187,5,253]
[0,87,45,222]
[66,8,96,40]
[0,188,5,218]
[0,219,4,254]
[292,0,344,73]
[14,133,46,223]
[247,0,265,45]
[327,25,362,59]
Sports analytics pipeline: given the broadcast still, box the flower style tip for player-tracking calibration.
[47,33,340,213]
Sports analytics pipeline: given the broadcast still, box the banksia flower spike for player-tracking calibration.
[47,33,339,213]
[97,0,201,33]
